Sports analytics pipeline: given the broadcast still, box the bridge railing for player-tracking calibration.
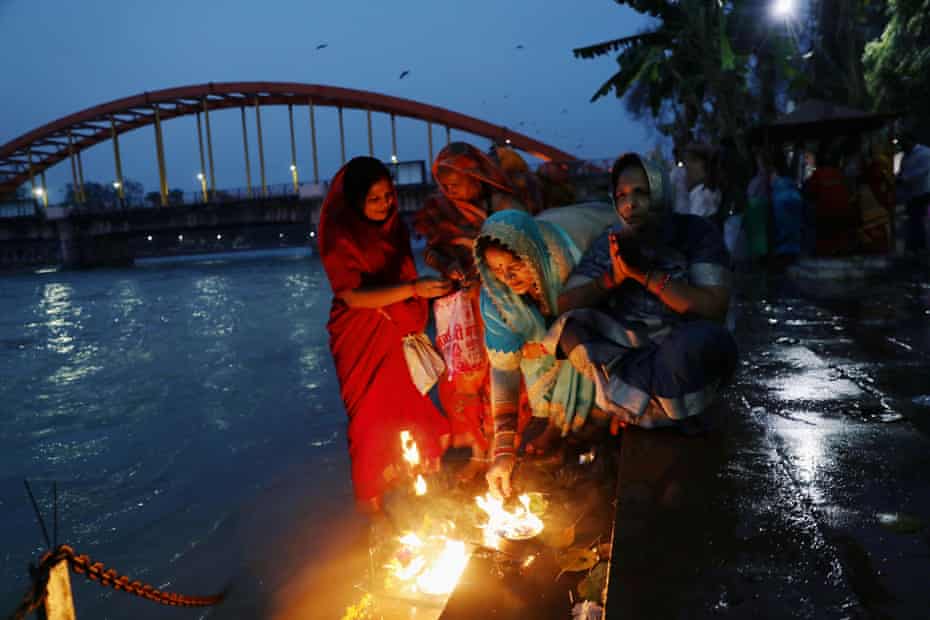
[1,159,613,219]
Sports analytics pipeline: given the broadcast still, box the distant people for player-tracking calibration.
[744,149,771,264]
[475,204,616,499]
[895,129,930,253]
[319,156,452,513]
[856,135,895,254]
[536,161,577,208]
[804,141,856,256]
[679,143,723,220]
[549,152,738,432]
[768,149,804,269]
[490,144,544,214]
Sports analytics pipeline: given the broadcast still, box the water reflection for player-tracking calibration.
[39,282,77,355]
[770,346,862,402]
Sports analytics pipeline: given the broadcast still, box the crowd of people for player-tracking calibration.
[318,142,742,512]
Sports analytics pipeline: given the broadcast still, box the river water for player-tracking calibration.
[1,250,370,618]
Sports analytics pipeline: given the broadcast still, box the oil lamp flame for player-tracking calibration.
[400,430,420,467]
[414,474,427,496]
[475,493,544,544]
[389,532,470,597]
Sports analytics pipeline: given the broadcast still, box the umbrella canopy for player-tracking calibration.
[751,99,897,143]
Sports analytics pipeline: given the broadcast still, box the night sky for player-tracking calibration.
[1,0,655,201]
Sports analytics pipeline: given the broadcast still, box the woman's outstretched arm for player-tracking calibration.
[336,277,452,308]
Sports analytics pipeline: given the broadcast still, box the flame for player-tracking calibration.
[400,430,420,467]
[416,539,469,595]
[389,533,470,597]
[414,474,427,496]
[475,493,544,545]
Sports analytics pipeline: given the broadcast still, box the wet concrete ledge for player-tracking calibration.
[787,255,893,281]
[604,403,863,619]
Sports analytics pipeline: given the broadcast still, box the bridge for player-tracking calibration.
[0,82,582,269]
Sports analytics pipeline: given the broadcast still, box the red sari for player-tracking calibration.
[319,162,449,504]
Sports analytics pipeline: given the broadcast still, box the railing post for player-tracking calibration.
[153,104,169,207]
[288,103,299,192]
[338,106,346,165]
[367,109,374,157]
[195,111,207,202]
[254,96,267,197]
[445,125,451,146]
[308,98,319,184]
[40,170,49,208]
[110,116,125,206]
[27,148,37,207]
[427,122,434,177]
[44,559,77,620]
[75,140,86,204]
[240,106,253,199]
[391,113,398,161]
[202,96,216,199]
[67,130,83,205]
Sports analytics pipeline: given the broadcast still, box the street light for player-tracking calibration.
[112,181,121,190]
[771,0,794,18]
[390,154,399,164]
[196,172,207,203]
[289,164,299,193]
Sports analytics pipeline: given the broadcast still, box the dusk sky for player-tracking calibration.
[1,0,655,201]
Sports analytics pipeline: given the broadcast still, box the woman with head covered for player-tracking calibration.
[474,203,620,498]
[550,152,738,433]
[319,156,452,513]
[412,142,530,481]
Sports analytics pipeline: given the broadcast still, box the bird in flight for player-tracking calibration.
[316,43,328,50]
[399,70,410,79]
[515,44,524,50]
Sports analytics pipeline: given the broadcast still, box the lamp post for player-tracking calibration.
[196,173,207,203]
[33,186,47,210]
[112,181,123,208]
[289,164,299,193]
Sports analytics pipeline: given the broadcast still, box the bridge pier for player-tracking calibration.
[56,219,133,269]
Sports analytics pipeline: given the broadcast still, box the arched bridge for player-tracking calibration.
[0,81,577,201]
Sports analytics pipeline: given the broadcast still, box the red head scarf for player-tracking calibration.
[319,156,417,294]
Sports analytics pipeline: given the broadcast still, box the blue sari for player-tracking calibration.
[475,208,605,461]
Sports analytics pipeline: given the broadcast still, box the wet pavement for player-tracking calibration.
[606,260,930,619]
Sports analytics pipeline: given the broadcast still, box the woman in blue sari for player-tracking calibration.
[474,206,613,498]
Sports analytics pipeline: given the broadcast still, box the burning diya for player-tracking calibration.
[385,532,471,598]
[475,493,545,547]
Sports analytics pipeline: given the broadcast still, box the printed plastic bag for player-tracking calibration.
[433,290,485,377]
[402,333,445,395]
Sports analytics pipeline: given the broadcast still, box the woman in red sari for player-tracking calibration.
[320,156,452,513]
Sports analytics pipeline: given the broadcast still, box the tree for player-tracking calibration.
[573,1,760,151]
[65,178,145,209]
[807,0,888,108]
[863,0,930,139]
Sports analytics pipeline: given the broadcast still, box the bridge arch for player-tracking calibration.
[0,81,576,199]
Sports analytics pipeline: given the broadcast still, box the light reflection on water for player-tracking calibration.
[770,346,863,402]
[0,254,351,618]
